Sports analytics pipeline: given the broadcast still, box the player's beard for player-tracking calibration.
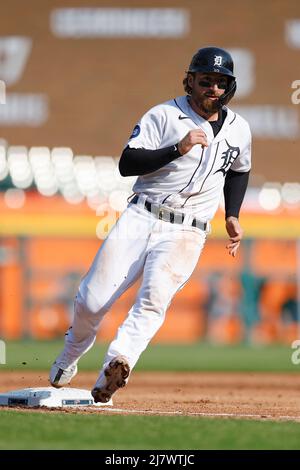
[201,96,220,114]
[190,92,222,116]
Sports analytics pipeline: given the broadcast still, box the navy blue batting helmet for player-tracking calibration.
[187,47,236,105]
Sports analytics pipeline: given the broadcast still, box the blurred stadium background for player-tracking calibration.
[0,0,299,347]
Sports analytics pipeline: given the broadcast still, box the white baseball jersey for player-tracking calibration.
[127,95,251,221]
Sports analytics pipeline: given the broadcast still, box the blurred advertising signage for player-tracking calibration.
[232,105,299,139]
[0,37,31,86]
[50,8,189,38]
[0,94,48,126]
[285,19,300,48]
[228,49,255,99]
[0,37,49,126]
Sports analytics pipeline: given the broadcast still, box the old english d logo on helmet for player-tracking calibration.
[187,46,237,105]
[214,55,223,67]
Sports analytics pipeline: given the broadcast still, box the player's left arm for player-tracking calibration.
[224,121,252,257]
[224,170,250,257]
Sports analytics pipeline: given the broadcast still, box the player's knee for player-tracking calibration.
[75,288,108,316]
[142,297,167,321]
[148,288,171,313]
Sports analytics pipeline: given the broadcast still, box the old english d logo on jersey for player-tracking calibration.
[214,140,240,176]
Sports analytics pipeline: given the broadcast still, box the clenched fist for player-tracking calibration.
[178,129,208,155]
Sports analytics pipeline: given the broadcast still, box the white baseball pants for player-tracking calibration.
[62,198,207,378]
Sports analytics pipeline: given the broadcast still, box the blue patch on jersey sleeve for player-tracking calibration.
[130,124,140,139]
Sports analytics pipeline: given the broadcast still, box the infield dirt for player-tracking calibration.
[0,371,300,422]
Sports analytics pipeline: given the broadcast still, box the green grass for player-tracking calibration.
[0,410,300,449]
[1,340,299,372]
[1,341,300,451]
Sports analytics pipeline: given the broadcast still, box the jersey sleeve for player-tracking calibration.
[126,105,165,150]
[230,119,252,172]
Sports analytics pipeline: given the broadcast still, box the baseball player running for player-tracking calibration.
[50,47,251,403]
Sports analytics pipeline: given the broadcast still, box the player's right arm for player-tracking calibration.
[119,145,181,177]
[119,129,207,177]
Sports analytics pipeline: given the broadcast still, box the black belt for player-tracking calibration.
[131,195,207,231]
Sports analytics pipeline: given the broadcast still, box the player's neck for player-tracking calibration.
[188,96,219,122]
